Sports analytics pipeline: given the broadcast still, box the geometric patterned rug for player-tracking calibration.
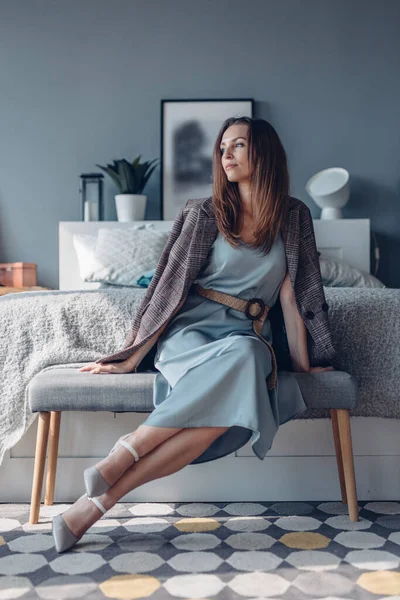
[1,501,400,599]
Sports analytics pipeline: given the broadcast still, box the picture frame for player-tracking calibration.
[160,98,254,220]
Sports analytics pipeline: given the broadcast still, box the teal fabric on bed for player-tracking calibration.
[142,230,307,464]
[136,268,156,287]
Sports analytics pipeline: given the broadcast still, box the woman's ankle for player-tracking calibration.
[125,432,145,458]
[126,425,182,458]
[98,491,117,512]
[62,495,104,538]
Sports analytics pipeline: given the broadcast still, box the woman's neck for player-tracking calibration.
[238,181,251,208]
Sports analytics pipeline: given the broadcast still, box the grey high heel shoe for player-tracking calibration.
[83,434,140,498]
[52,494,107,553]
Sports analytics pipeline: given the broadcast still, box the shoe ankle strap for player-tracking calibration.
[120,439,140,462]
[88,495,107,514]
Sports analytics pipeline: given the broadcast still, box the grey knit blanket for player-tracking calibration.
[0,287,399,466]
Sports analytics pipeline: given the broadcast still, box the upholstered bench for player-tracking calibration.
[28,366,359,524]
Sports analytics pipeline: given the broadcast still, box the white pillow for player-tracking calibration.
[72,233,101,282]
[72,224,166,286]
[319,257,385,288]
[73,225,170,286]
[92,226,169,286]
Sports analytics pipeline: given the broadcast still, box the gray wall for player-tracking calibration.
[0,0,399,289]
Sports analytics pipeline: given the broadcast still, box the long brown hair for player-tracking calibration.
[212,116,290,255]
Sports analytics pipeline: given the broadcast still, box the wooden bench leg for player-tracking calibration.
[29,412,50,525]
[336,409,359,522]
[330,409,347,504]
[45,411,61,506]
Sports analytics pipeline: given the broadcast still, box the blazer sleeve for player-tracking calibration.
[95,201,188,364]
[297,205,337,366]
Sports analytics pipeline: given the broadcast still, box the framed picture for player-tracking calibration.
[160,98,254,220]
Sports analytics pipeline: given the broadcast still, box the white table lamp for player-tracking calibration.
[305,167,350,219]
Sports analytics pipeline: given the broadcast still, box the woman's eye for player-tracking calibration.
[220,143,244,154]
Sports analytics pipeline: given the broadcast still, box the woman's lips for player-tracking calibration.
[226,165,237,170]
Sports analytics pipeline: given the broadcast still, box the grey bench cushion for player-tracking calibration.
[28,367,358,413]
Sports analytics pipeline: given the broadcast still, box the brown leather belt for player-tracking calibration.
[191,283,277,390]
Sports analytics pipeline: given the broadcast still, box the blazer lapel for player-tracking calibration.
[198,196,219,268]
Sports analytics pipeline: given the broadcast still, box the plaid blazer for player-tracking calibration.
[97,195,337,369]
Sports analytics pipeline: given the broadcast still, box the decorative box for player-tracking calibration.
[0,262,37,287]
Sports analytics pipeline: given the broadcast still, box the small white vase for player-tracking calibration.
[115,194,147,222]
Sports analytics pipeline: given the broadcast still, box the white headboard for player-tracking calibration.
[59,219,370,291]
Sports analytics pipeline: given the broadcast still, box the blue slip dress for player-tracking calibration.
[141,230,307,464]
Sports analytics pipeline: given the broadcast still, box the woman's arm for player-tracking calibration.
[279,270,335,374]
[79,295,188,374]
[279,271,310,373]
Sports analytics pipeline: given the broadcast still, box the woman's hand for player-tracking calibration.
[308,366,335,373]
[78,356,138,374]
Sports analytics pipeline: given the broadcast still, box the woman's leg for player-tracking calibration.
[62,425,229,538]
[89,424,184,488]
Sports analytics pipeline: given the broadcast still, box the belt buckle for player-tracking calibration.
[245,297,265,320]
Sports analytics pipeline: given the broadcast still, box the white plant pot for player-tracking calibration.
[115,194,147,222]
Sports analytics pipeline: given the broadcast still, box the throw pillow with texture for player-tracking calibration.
[90,227,169,286]
[319,257,385,288]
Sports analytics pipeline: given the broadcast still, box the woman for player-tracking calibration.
[52,117,335,552]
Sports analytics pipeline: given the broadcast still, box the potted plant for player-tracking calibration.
[96,156,158,221]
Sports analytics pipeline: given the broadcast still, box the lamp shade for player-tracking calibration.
[305,167,350,219]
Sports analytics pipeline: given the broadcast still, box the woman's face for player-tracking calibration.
[220,124,251,183]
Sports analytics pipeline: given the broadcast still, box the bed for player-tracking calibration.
[1,215,399,503]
